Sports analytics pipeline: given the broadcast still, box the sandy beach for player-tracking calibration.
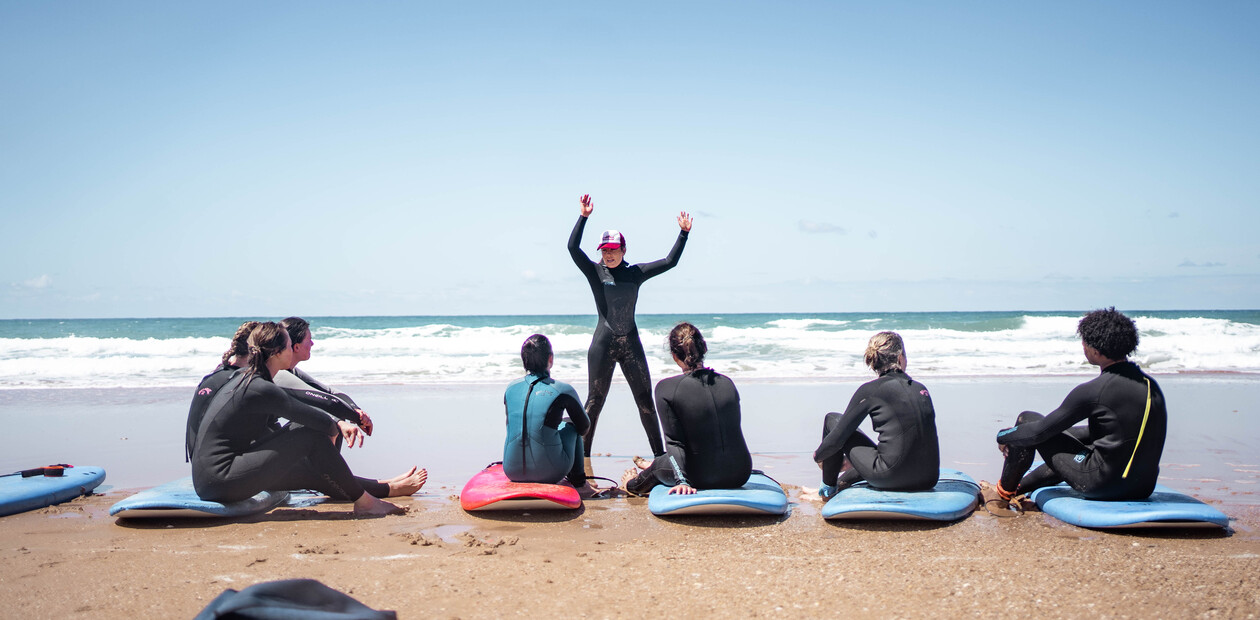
[3,377,1259,617]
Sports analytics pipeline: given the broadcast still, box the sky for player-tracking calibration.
[2,2,1258,319]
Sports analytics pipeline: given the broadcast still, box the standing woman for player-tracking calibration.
[191,322,405,516]
[620,322,752,496]
[812,332,940,498]
[568,193,693,471]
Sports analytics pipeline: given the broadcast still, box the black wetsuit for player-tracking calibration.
[290,367,364,424]
[568,214,688,457]
[186,364,240,463]
[625,369,752,495]
[191,372,368,503]
[814,370,940,491]
[996,361,1166,500]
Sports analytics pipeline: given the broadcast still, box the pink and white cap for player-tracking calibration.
[598,230,625,250]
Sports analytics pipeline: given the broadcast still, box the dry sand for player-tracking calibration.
[2,485,1258,619]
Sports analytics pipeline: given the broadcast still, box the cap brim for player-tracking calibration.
[598,243,623,250]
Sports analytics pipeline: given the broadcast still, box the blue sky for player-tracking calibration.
[3,2,1257,319]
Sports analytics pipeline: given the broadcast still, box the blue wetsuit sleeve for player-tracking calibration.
[543,393,590,436]
[997,382,1097,447]
[813,388,873,463]
[568,215,599,281]
[656,381,690,486]
[636,229,689,280]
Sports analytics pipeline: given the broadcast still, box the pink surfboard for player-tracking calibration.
[460,463,581,511]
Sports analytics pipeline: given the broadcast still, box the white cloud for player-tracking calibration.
[17,274,51,289]
[1178,260,1225,268]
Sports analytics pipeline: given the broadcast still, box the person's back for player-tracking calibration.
[859,371,940,490]
[656,369,751,490]
[503,374,584,483]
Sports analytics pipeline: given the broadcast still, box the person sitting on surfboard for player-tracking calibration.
[503,334,594,495]
[985,307,1167,514]
[280,317,377,437]
[190,322,418,515]
[620,323,752,496]
[186,320,259,463]
[813,331,940,498]
[186,321,426,499]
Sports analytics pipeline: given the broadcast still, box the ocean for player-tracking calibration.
[2,310,1258,389]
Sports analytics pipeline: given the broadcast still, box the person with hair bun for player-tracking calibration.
[985,308,1167,514]
[812,331,940,498]
[620,323,752,496]
[190,322,409,516]
[502,334,593,493]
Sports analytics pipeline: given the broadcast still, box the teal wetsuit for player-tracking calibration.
[503,374,590,486]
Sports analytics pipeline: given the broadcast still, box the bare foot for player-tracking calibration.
[632,455,651,470]
[381,466,418,485]
[353,493,406,516]
[386,467,428,497]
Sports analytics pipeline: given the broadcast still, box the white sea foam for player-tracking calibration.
[1,314,1257,389]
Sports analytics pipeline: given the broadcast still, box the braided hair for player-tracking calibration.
[221,321,261,369]
[243,322,290,383]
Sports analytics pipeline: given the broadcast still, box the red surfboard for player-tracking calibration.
[459,463,582,511]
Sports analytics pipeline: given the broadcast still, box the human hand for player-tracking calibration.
[356,409,373,436]
[338,420,364,448]
[579,194,594,217]
[668,484,697,495]
[677,211,693,232]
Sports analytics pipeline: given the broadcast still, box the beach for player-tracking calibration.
[3,377,1259,618]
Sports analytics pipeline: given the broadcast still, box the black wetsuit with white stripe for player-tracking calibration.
[997,361,1166,500]
[568,214,688,458]
[625,369,751,494]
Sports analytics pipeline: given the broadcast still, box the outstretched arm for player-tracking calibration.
[568,195,598,275]
[637,212,691,279]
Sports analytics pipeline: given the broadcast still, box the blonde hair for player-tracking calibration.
[864,331,905,374]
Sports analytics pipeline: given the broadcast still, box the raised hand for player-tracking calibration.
[677,211,693,232]
[579,194,594,217]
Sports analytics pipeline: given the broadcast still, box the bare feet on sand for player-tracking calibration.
[353,493,406,516]
[385,467,429,497]
[620,467,644,496]
[632,455,652,470]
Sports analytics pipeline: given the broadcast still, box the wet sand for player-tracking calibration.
[2,487,1259,618]
[2,376,1259,617]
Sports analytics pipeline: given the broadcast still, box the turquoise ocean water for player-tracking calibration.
[2,311,1258,389]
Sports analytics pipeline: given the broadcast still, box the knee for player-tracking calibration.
[822,411,843,432]
[1015,410,1042,426]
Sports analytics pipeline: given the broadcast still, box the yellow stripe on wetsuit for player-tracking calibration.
[1122,377,1153,479]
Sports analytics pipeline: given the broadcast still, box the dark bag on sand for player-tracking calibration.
[193,578,396,620]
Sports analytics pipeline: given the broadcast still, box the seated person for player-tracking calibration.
[280,316,373,435]
[621,322,752,496]
[190,322,418,515]
[503,335,592,492]
[186,320,258,463]
[813,331,940,498]
[986,307,1166,513]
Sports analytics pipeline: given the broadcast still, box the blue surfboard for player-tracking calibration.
[821,469,980,521]
[648,472,788,516]
[1030,483,1229,529]
[109,477,290,519]
[0,466,106,517]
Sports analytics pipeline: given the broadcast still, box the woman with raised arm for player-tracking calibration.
[620,323,751,496]
[569,193,692,475]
